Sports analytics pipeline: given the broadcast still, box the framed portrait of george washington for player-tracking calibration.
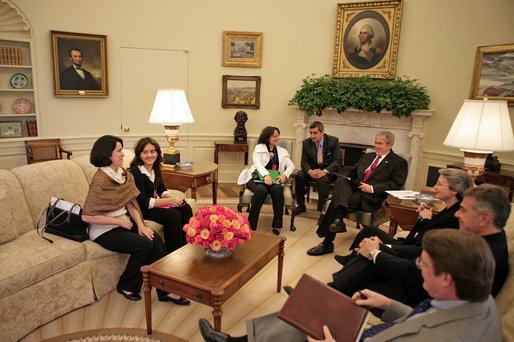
[469,44,514,105]
[51,31,108,97]
[332,0,403,79]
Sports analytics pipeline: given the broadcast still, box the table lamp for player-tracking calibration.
[443,99,514,178]
[149,88,194,170]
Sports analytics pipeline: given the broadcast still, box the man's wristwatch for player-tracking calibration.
[367,249,380,261]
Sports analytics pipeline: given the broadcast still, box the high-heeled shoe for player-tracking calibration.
[158,295,191,305]
[117,288,141,301]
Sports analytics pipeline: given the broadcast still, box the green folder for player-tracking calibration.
[258,169,280,182]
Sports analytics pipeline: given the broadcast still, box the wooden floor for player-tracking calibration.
[21,185,384,342]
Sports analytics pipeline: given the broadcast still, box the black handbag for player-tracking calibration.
[36,197,89,243]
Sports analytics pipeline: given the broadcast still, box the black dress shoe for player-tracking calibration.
[283,286,294,296]
[199,318,229,342]
[329,218,347,233]
[117,288,141,301]
[334,254,352,266]
[159,295,191,305]
[295,204,306,214]
[307,243,334,256]
[272,227,281,236]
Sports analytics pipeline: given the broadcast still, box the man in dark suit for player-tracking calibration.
[307,131,408,256]
[328,184,510,311]
[59,47,100,90]
[295,121,343,212]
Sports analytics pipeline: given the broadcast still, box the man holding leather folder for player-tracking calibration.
[198,229,502,342]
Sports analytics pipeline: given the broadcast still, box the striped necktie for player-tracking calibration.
[359,298,432,341]
[317,143,323,165]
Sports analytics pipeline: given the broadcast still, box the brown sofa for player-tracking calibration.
[0,151,195,341]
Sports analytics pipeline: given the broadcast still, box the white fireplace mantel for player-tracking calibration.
[293,107,434,190]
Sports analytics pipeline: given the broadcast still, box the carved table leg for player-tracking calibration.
[141,266,153,334]
[212,293,223,331]
[277,238,285,292]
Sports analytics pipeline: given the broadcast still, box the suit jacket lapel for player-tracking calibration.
[369,299,489,341]
[366,151,394,181]
[358,153,377,180]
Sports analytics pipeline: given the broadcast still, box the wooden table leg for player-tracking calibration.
[277,238,285,292]
[212,293,223,331]
[141,266,152,335]
[214,147,219,164]
[212,171,218,205]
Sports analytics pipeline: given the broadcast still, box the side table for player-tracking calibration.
[214,141,249,165]
[161,161,218,204]
[386,195,445,235]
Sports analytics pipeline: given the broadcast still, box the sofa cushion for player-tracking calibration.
[11,160,90,234]
[0,170,34,244]
[73,149,136,185]
[0,230,86,299]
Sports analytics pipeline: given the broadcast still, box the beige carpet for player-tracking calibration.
[40,328,186,342]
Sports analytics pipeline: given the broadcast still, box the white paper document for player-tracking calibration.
[51,197,81,215]
[386,190,420,200]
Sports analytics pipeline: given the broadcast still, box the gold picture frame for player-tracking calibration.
[222,75,261,109]
[51,30,108,97]
[332,0,403,79]
[470,43,514,105]
[222,31,262,68]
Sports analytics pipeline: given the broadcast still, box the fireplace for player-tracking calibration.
[293,107,433,190]
[339,142,373,169]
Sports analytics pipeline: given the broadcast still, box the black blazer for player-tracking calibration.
[129,166,167,213]
[300,134,342,174]
[343,150,408,211]
[59,66,100,90]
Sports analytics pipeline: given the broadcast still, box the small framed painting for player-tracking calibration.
[469,43,514,105]
[222,31,262,68]
[0,121,23,138]
[222,75,261,109]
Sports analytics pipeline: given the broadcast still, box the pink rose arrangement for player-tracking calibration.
[183,205,252,251]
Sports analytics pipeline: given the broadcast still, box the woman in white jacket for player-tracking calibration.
[237,126,295,235]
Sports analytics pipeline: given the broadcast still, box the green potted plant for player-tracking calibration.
[288,74,430,118]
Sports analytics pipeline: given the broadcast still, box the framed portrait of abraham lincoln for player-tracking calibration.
[51,31,108,97]
[332,0,403,79]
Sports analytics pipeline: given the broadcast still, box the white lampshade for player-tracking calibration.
[148,89,194,124]
[443,99,514,152]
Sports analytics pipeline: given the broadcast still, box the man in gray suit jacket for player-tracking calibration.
[198,229,502,342]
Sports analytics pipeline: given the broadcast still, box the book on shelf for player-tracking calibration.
[278,274,369,342]
[0,46,23,65]
[26,120,37,137]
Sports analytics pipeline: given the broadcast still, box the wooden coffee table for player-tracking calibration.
[141,232,286,334]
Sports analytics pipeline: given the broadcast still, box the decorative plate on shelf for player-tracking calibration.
[12,98,31,114]
[9,73,28,89]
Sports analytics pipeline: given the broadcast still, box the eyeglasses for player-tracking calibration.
[415,257,428,270]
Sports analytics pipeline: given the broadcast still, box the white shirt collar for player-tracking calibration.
[138,164,155,183]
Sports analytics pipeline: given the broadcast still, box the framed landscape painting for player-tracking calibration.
[222,75,261,109]
[222,31,262,68]
[470,43,514,105]
[332,0,403,79]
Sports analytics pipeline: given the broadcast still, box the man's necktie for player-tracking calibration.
[363,155,381,182]
[359,298,432,341]
[317,143,323,165]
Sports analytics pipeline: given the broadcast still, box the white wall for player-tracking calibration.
[1,0,514,185]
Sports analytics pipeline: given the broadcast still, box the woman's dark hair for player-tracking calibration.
[130,137,163,181]
[90,135,123,167]
[258,126,280,147]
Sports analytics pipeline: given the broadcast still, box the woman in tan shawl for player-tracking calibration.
[82,135,189,305]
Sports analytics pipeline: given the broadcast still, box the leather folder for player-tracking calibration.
[278,274,369,342]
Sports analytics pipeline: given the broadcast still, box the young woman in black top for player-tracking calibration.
[129,137,193,253]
